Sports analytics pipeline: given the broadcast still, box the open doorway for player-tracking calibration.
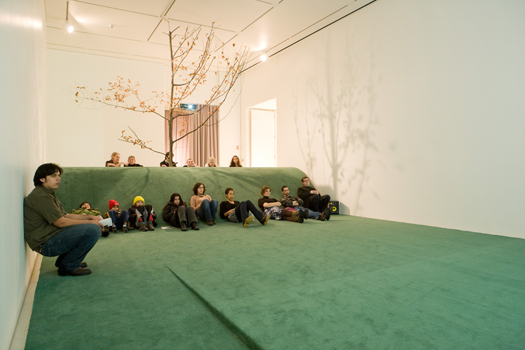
[249,99,276,167]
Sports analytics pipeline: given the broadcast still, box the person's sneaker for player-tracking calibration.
[138,223,148,232]
[243,215,254,228]
[319,210,327,221]
[303,209,310,220]
[147,221,155,231]
[126,222,134,230]
[111,225,117,233]
[206,221,214,226]
[180,221,187,231]
[122,226,128,233]
[261,214,270,225]
[191,222,200,230]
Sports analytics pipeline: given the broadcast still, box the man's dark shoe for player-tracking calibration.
[111,226,117,233]
[80,262,88,268]
[147,221,155,231]
[326,205,332,220]
[303,209,310,220]
[212,220,216,225]
[298,209,306,223]
[180,221,187,231]
[206,221,214,226]
[191,222,200,230]
[318,211,326,221]
[59,267,92,276]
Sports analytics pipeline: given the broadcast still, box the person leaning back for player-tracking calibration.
[297,176,332,220]
[24,163,102,276]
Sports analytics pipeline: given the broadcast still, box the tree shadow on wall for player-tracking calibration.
[292,34,380,215]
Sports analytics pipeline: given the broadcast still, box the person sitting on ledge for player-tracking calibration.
[281,185,328,221]
[24,163,102,276]
[229,155,242,167]
[160,152,177,167]
[258,186,305,223]
[297,176,331,220]
[190,182,218,226]
[106,152,126,167]
[162,193,199,231]
[128,196,157,231]
[125,155,143,167]
[220,188,269,228]
[204,157,218,167]
[183,158,199,167]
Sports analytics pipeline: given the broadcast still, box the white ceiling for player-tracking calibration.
[45,0,376,68]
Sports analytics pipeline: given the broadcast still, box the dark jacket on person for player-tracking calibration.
[162,202,186,223]
[280,194,304,208]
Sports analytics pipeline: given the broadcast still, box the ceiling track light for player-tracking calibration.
[64,1,74,33]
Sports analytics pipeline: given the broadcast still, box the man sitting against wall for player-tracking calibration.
[297,176,332,220]
[280,185,328,221]
[24,163,102,276]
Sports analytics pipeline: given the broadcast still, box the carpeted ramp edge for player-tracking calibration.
[167,267,264,350]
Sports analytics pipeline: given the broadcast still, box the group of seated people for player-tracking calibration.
[24,163,332,276]
[106,152,243,168]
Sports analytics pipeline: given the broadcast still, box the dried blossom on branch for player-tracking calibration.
[74,23,249,166]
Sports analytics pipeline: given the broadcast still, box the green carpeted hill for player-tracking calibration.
[56,167,308,214]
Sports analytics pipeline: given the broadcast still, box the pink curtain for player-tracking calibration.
[165,105,219,167]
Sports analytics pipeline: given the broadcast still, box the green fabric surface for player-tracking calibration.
[26,168,525,349]
[55,167,307,213]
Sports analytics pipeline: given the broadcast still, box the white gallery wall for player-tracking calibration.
[47,50,242,167]
[240,0,525,238]
[0,0,46,349]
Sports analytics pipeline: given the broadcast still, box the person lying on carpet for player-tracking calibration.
[162,193,199,231]
[128,196,157,232]
[72,202,111,237]
[297,176,332,220]
[258,186,305,223]
[104,200,130,234]
[219,188,270,228]
[281,185,329,221]
[105,152,126,167]
[190,182,218,226]
[24,163,102,276]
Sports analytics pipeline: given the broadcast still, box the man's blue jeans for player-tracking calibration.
[297,206,321,219]
[108,209,129,229]
[41,224,101,273]
[197,199,218,222]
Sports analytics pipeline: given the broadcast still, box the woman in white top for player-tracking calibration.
[190,182,218,226]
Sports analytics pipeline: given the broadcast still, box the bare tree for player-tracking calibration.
[74,24,249,166]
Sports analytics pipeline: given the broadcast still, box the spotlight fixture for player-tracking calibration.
[260,54,268,62]
[64,1,74,33]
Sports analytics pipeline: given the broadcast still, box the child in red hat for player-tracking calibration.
[104,199,130,233]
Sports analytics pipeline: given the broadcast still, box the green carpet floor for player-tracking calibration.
[25,216,525,350]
